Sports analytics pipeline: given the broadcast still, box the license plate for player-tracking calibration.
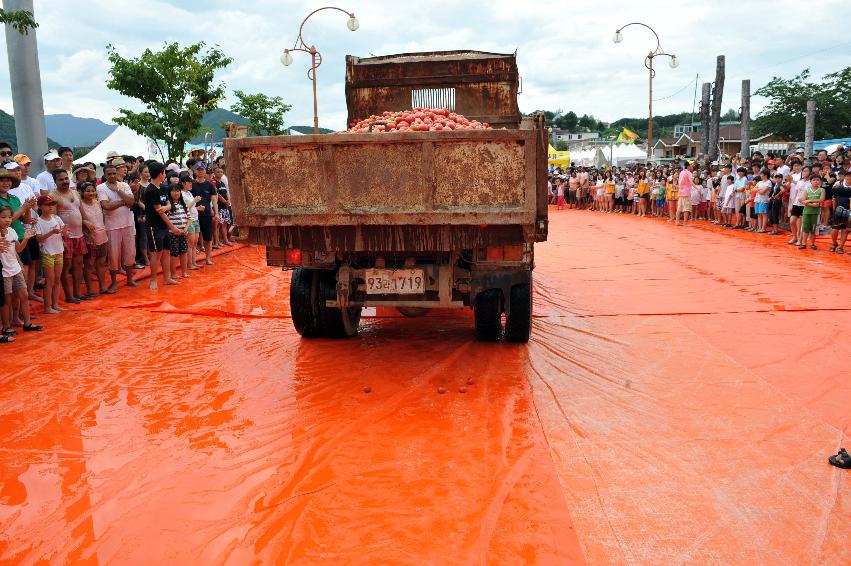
[365,269,425,295]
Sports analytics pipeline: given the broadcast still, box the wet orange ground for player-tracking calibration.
[1,209,849,564]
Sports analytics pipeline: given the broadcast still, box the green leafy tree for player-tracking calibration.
[106,42,233,161]
[0,8,37,34]
[230,90,291,136]
[754,68,851,139]
[722,108,739,121]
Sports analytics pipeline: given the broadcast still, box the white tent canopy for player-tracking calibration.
[74,125,166,165]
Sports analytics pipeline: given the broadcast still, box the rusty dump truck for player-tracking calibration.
[224,50,548,342]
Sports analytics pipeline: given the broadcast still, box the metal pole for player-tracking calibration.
[647,55,653,161]
[311,49,319,135]
[3,0,48,174]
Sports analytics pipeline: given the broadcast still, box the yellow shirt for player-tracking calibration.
[667,182,678,200]
[604,180,615,194]
[636,180,649,195]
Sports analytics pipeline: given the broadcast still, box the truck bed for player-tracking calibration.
[224,127,548,251]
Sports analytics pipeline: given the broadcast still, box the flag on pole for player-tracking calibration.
[616,127,639,143]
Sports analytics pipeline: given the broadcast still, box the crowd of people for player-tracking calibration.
[548,145,851,252]
[0,144,235,344]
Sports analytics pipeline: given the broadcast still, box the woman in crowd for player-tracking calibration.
[79,181,108,296]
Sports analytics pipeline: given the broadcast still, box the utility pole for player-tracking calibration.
[3,0,48,174]
[700,82,710,162]
[708,55,725,162]
[740,79,750,158]
[804,100,816,159]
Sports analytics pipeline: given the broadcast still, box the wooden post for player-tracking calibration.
[805,100,816,158]
[708,55,725,162]
[700,82,710,161]
[740,79,750,158]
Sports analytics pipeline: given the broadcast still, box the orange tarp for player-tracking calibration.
[0,210,849,564]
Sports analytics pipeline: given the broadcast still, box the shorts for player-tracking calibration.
[146,225,171,253]
[790,205,804,217]
[755,202,768,215]
[87,242,109,259]
[170,233,188,257]
[198,215,214,242]
[739,204,747,215]
[677,196,692,213]
[106,226,136,271]
[41,252,63,269]
[187,220,200,234]
[18,236,38,266]
[64,236,88,260]
[3,271,25,294]
[656,199,664,207]
[219,208,232,224]
[802,212,819,234]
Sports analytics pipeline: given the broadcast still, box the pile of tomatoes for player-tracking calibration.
[348,108,490,133]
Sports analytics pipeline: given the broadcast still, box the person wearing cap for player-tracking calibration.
[143,161,182,289]
[34,194,66,314]
[0,167,37,319]
[14,154,39,194]
[190,161,217,265]
[36,151,62,193]
[72,164,95,190]
[96,163,138,293]
[0,203,41,335]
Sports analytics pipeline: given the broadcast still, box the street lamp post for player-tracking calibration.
[281,7,359,135]
[613,23,678,161]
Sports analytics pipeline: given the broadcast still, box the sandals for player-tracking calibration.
[829,243,837,253]
[837,247,845,255]
[0,335,14,344]
[2,327,17,336]
[829,448,851,469]
[798,245,807,250]
[810,244,817,250]
[23,324,43,332]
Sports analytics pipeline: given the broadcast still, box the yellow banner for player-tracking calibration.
[616,127,639,143]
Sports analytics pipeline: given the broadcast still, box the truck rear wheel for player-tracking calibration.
[290,268,324,338]
[474,289,503,342]
[505,281,532,343]
[320,270,362,338]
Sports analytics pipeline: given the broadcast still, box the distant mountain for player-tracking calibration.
[288,125,336,135]
[0,108,61,152]
[189,108,248,144]
[45,114,117,147]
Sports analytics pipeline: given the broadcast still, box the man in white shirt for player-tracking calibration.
[97,162,138,293]
[13,154,39,193]
[36,151,62,193]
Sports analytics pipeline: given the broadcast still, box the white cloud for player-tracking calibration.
[0,0,848,133]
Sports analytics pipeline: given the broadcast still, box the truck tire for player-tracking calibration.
[290,268,324,338]
[397,307,430,318]
[474,289,503,342]
[505,281,532,343]
[320,270,362,338]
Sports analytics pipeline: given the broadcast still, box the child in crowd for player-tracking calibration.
[35,194,65,314]
[180,175,202,269]
[165,183,190,279]
[799,176,824,250]
[79,182,108,295]
[1,206,42,339]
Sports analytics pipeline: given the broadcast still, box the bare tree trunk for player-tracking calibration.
[708,55,725,162]
[805,100,816,158]
[740,79,750,158]
[700,82,710,162]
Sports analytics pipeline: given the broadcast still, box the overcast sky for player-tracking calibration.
[1,0,849,133]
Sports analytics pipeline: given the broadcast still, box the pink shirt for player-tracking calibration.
[678,169,693,198]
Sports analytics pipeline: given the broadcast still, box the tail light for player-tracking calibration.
[285,248,302,266]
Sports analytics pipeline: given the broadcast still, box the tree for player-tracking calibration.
[753,68,851,140]
[578,114,598,131]
[230,90,291,136]
[0,8,37,34]
[721,108,739,121]
[554,111,578,131]
[106,42,233,161]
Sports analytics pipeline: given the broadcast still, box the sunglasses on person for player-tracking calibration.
[0,151,12,157]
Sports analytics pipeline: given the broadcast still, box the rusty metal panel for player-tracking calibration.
[334,142,427,211]
[345,51,520,129]
[433,141,525,208]
[240,145,326,211]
